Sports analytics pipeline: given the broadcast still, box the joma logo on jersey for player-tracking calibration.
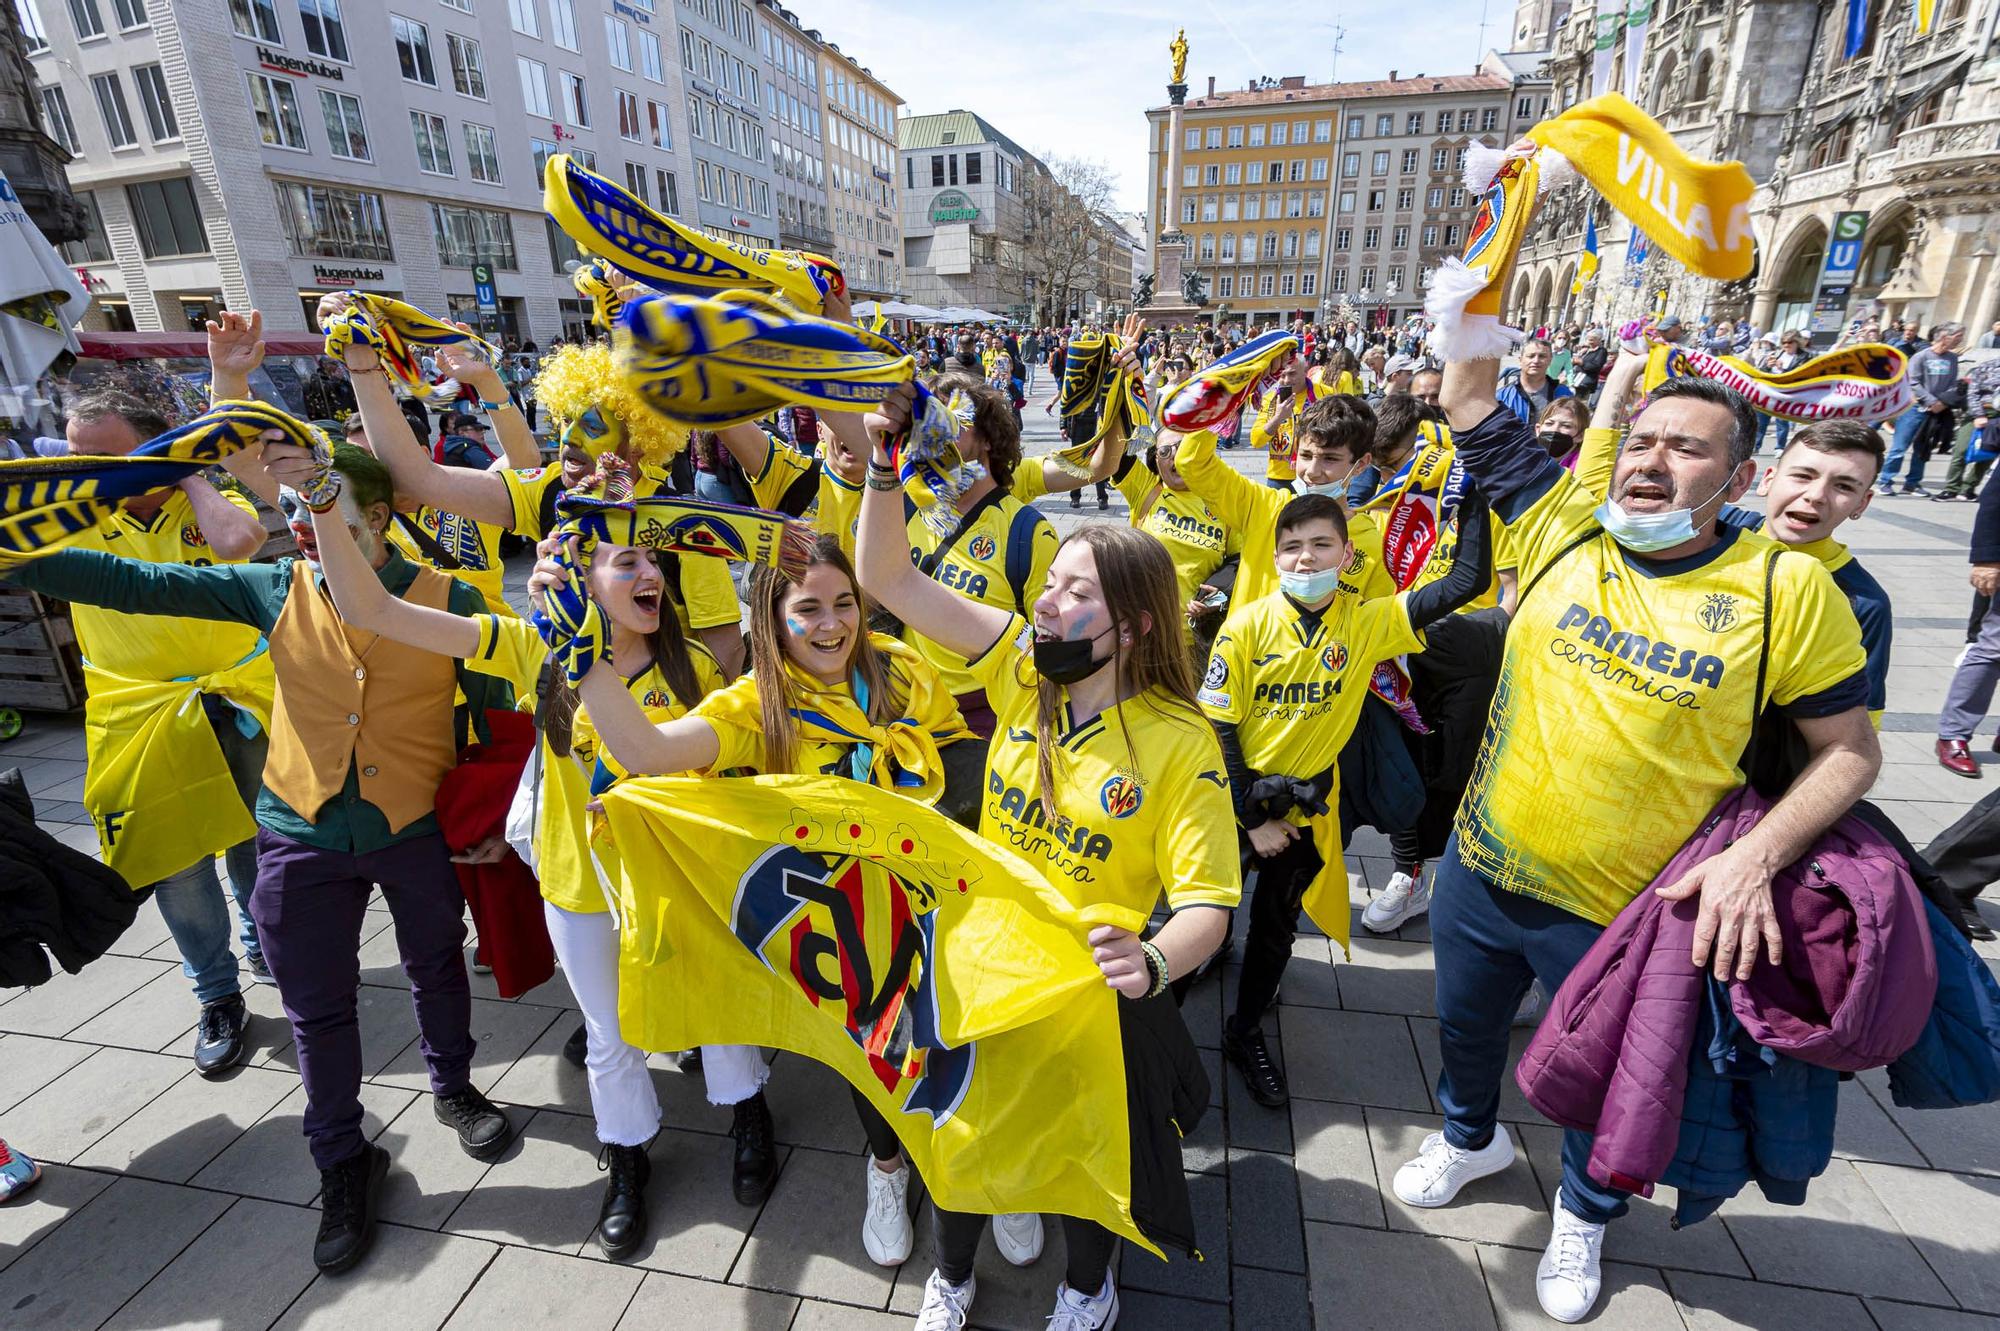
[1554,603,1725,687]
[1696,594,1739,633]
[1321,643,1348,672]
[987,773,1114,860]
[730,847,973,1124]
[1099,774,1144,818]
[933,563,989,597]
[966,533,996,561]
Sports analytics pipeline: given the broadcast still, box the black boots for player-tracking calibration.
[730,1091,778,1206]
[596,1141,652,1259]
[314,1143,390,1273]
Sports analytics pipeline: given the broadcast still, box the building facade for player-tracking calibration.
[897,108,1030,314]
[752,1,827,259]
[1510,0,2000,338]
[817,38,899,301]
[1144,67,1548,329]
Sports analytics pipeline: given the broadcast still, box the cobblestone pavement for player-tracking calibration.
[5,376,2000,1329]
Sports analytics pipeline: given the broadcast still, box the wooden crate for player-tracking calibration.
[0,586,85,712]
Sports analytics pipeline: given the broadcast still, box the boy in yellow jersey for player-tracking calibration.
[52,385,275,1076]
[1202,491,1490,1108]
[1248,354,1315,489]
[1395,338,1879,1326]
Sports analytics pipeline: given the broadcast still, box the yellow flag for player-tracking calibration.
[1527,94,1755,282]
[599,774,1178,1255]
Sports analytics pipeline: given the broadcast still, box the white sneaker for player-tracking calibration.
[913,1270,977,1330]
[1047,1277,1119,1330]
[1392,1127,1516,1208]
[991,1211,1044,1266]
[862,1159,914,1266]
[1536,1190,1607,1323]
[1513,982,1546,1028]
[1362,871,1431,933]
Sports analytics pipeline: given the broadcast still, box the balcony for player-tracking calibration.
[1892,115,2000,182]
[780,222,836,252]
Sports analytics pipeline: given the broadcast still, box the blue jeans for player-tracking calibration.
[149,713,267,1007]
[1430,836,1631,1225]
[1753,414,1792,455]
[1880,408,1930,490]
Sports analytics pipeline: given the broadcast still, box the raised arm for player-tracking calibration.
[1574,348,1650,501]
[178,474,266,562]
[715,421,777,480]
[1403,487,1492,630]
[205,310,282,509]
[438,339,538,469]
[309,495,479,658]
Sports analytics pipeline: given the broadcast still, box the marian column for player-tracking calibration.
[1145,29,1199,324]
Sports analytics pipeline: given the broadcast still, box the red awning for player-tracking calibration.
[77,332,329,361]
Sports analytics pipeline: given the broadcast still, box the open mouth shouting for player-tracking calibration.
[289,519,320,563]
[630,586,662,618]
[1618,477,1673,512]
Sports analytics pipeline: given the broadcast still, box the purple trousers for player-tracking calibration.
[250,828,475,1169]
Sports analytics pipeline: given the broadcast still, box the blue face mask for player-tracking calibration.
[1278,566,1343,602]
[1290,476,1344,498]
[1593,475,1735,553]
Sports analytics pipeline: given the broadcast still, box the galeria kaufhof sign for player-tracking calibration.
[928,190,980,224]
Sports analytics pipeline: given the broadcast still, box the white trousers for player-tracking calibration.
[542,901,768,1145]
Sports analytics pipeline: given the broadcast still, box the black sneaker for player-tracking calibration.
[193,995,249,1078]
[1222,1023,1289,1108]
[314,1143,390,1273]
[729,1091,779,1206]
[596,1141,652,1259]
[433,1086,514,1161]
[562,1022,588,1070]
[1966,910,1997,942]
[245,952,277,985]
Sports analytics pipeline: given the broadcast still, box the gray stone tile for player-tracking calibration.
[1229,1148,1307,1272]
[788,1304,908,1330]
[444,1107,601,1253]
[373,995,559,1095]
[371,1092,502,1230]
[1865,1301,2000,1330]
[0,1175,232,1330]
[1232,1265,1312,1330]
[101,1196,322,1331]
[2,1046,190,1163]
[61,963,202,1054]
[1409,1014,1541,1124]
[508,966,578,1011]
[1181,1045,1228,1175]
[615,1270,798,1329]
[1182,967,1223,1049]
[732,1145,894,1305]
[17,755,85,796]
[1276,933,1341,1011]
[1832,1073,1928,1168]
[479,1006,593,1116]
[101,897,176,958]
[271,1223,498,1330]
[1119,1170,1228,1302]
[0,1163,115,1274]
[440,1244,644,1330]
[1859,1067,2000,1177]
[1293,1098,1384,1229]
[1302,1221,1497,1330]
[268,982,420,1079]
[1369,1108,1549,1247]
[1480,1242,1687,1329]
[759,1051,866,1154]
[886,1201,1072,1330]
[1114,1288,1231,1329]
[0,1032,93,1113]
[192,1080,418,1205]
[1718,1158,1950,1303]
[1281,1007,1431,1112]
[576,1124,756,1280]
[1664,1269,1878,1331]
[1515,1124,1752,1277]
[1854,1161,2000,1313]
[77,1063,299,1182]
[0,954,176,1036]
[1333,936,1436,1018]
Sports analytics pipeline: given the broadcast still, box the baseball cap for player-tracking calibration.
[444,410,484,432]
[1385,354,1419,375]
[1657,314,1685,332]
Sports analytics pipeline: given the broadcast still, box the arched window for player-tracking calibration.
[1772,234,1826,332]
[1859,220,1908,290]
[1650,53,1678,116]
[1897,86,1951,136]
[1691,52,1714,102]
[1807,121,1854,168]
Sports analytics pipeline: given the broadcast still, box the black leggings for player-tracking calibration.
[853,1087,902,1163]
[1231,831,1323,1032]
[1390,828,1424,877]
[933,1206,1117,1292]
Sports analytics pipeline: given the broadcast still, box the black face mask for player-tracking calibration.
[1033,625,1114,686]
[1538,430,1575,454]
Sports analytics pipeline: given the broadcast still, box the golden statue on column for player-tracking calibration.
[1170,28,1189,86]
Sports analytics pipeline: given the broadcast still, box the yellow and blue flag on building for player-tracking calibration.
[1574,213,1600,294]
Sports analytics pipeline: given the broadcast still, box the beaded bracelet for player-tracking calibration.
[1138,939,1170,999]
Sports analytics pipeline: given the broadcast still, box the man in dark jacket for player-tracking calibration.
[1936,464,2000,779]
[1880,323,1968,496]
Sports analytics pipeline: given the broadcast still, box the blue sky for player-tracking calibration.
[811,0,1508,215]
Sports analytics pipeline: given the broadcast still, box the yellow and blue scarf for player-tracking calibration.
[1050,334,1153,475]
[1641,340,1912,425]
[1160,331,1299,432]
[557,491,816,578]
[571,258,628,332]
[322,293,499,406]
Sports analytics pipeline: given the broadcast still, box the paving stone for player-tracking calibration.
[1516,1123,1752,1277]
[272,1223,498,1330]
[732,1145,895,1305]
[1333,936,1436,1017]
[374,995,561,1095]
[1278,933,1342,1010]
[788,1303,910,1330]
[614,1270,798,1329]
[445,1107,602,1253]
[1181,1045,1228,1175]
[1408,1013,1541,1122]
[1854,1161,2000,1313]
[885,1200,1072,1330]
[192,1080,418,1204]
[1859,1067,2000,1177]
[1233,1264,1313,1330]
[0,1175,231,1330]
[63,957,205,1055]
[101,898,176,959]
[371,1090,502,1230]
[1229,1147,1307,1273]
[0,1164,115,1274]
[269,981,420,1079]
[100,1196,322,1331]
[1281,1007,1430,1111]
[441,1244,644,1329]
[480,1006,594,1116]
[0,1032,93,1113]
[1302,1221,1497,1330]
[16,755,85,796]
[1864,1301,2000,1330]
[1119,1170,1228,1302]
[1368,1108,1549,1247]
[2,1046,190,1163]
[579,1124,757,1280]
[76,1062,299,1182]
[0,954,175,1037]
[1292,1098,1385,1229]
[1182,967,1223,1048]
[1831,1073,1928,1168]
[1665,1269,1879,1331]
[759,1050,867,1154]
[1114,1287,1231,1330]
[1718,1158,1951,1304]
[509,966,578,1011]
[1480,1242,1687,1329]
[1223,1034,1295,1156]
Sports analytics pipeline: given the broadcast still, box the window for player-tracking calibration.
[1220,232,1236,261]
[1198,233,1214,260]
[1458,109,1475,131]
[657,168,678,214]
[1396,187,1415,209]
[1372,150,1389,174]
[227,0,277,41]
[65,0,102,36]
[1267,159,1282,182]
[246,73,306,149]
[1448,187,1465,206]
[62,191,110,263]
[1517,95,1531,116]
[1427,186,1443,207]
[392,16,436,85]
[1203,164,1219,186]
[440,0,469,10]
[1367,189,1385,211]
[1227,124,1243,147]
[1286,159,1303,182]
[1331,268,1347,292]
[447,33,485,97]
[1432,147,1450,171]
[1307,193,1325,217]
[1389,264,1405,287]
[1314,118,1332,142]
[605,15,631,70]
[1363,225,1380,249]
[1342,152,1359,177]
[1205,127,1221,148]
[1272,121,1288,145]
[19,0,49,49]
[1259,273,1274,296]
[1375,113,1392,135]
[430,201,517,268]
[1335,226,1350,248]
[1225,162,1241,184]
[1401,148,1418,173]
[548,0,575,48]
[1184,127,1198,150]
[299,0,346,59]
[1244,195,1259,220]
[646,98,670,148]
[1181,164,1197,187]
[1262,230,1278,259]
[38,85,77,153]
[616,88,639,139]
[639,29,663,81]
[464,121,500,180]
[1201,195,1217,222]
[1239,230,1254,260]
[1481,107,1498,131]
[126,176,208,256]
[1280,273,1295,296]
[1344,115,1361,138]
[1406,112,1423,134]
[965,152,981,184]
[1217,274,1233,298]
[1247,162,1263,184]
[1302,271,1317,296]
[1392,225,1409,248]
[519,57,550,115]
[1444,223,1461,245]
[1248,123,1264,147]
[1422,224,1438,246]
[410,109,452,173]
[1359,264,1374,288]
[131,63,176,141]
[1310,158,1329,181]
[947,153,957,184]
[1283,231,1298,258]
[1435,110,1451,132]
[1455,146,1468,171]
[562,70,588,125]
[1180,198,1195,224]
[320,89,368,159]
[508,0,536,36]
[624,160,648,203]
[1304,230,1321,258]
[275,179,392,258]
[1337,190,1354,213]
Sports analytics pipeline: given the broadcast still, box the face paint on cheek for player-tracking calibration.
[1065,609,1098,642]
[785,616,810,640]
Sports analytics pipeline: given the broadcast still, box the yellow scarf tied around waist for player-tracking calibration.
[1639,341,1913,426]
[545,153,844,316]
[0,400,316,567]
[322,292,501,407]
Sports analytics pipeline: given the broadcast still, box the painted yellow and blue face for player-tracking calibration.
[561,405,629,461]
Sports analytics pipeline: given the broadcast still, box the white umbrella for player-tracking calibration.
[0,170,89,437]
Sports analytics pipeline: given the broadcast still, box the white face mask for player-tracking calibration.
[1593,475,1736,553]
[1278,566,1343,602]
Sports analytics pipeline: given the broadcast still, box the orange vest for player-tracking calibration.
[263,560,459,833]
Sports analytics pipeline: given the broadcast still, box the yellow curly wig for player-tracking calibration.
[532,341,687,467]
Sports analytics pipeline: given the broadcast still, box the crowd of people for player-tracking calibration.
[6,268,2000,1331]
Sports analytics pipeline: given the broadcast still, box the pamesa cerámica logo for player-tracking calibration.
[928,190,980,224]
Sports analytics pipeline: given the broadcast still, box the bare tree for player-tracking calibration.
[1010,155,1119,323]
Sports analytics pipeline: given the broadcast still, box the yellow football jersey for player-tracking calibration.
[389,506,513,618]
[1112,460,1239,604]
[1249,384,1310,483]
[747,438,865,555]
[904,494,1058,698]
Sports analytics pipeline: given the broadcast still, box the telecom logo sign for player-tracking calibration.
[928,190,980,224]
